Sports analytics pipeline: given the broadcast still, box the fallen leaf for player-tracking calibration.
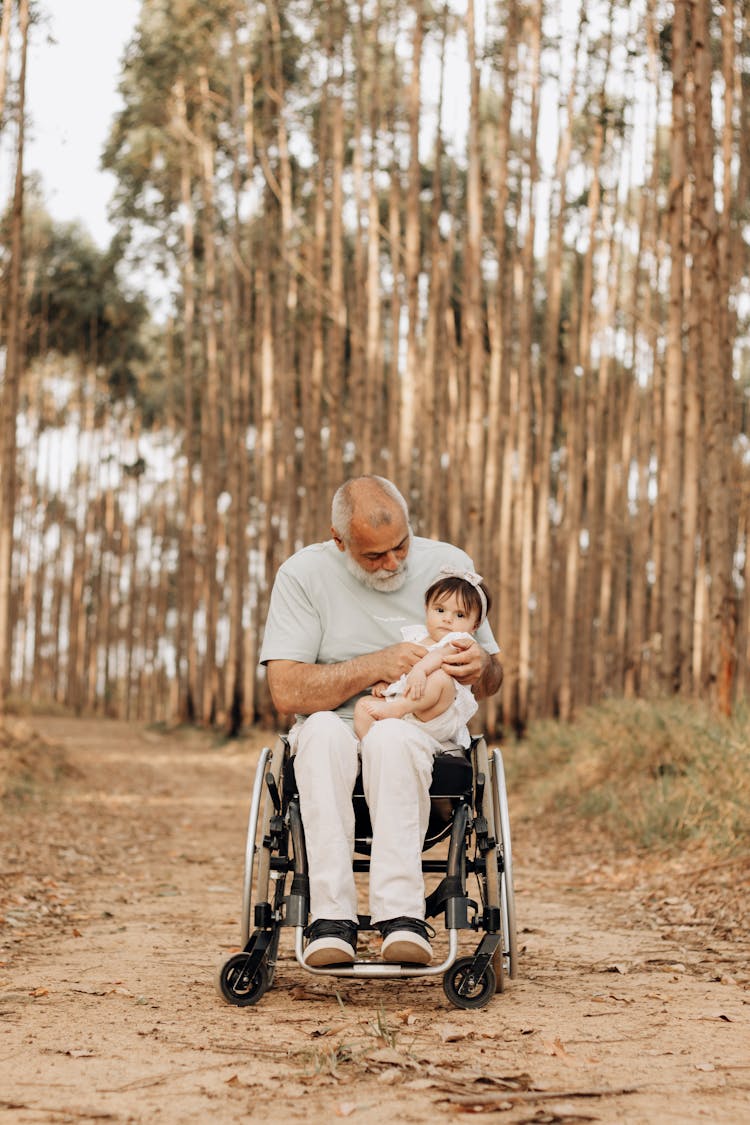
[364,1046,409,1067]
[66,1049,95,1058]
[311,1022,349,1038]
[376,1067,402,1084]
[30,987,48,997]
[543,1038,583,1067]
[395,1007,417,1025]
[439,1023,470,1043]
[290,985,329,1002]
[335,1102,357,1117]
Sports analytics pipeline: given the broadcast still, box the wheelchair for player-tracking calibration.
[216,734,518,1010]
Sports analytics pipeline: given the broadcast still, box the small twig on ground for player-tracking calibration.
[440,1085,640,1107]
[1,1105,116,1121]
[98,1059,248,1093]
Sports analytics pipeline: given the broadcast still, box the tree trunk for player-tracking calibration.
[197,68,222,725]
[661,0,687,692]
[399,1,423,495]
[172,75,198,723]
[691,0,736,713]
[0,0,28,711]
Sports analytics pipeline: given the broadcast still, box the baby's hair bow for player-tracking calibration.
[438,565,484,588]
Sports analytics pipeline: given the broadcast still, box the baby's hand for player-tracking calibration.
[371,681,390,698]
[404,668,427,699]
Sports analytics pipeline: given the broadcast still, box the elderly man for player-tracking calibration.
[260,476,503,967]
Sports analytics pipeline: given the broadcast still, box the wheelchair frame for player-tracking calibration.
[217,735,517,1010]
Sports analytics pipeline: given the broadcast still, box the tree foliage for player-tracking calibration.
[3,0,749,731]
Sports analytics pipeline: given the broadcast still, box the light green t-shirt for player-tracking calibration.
[259,536,500,724]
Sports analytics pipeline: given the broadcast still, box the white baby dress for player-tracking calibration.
[384,624,478,748]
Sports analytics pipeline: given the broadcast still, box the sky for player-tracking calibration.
[24,0,140,248]
[14,0,615,258]
[16,0,478,253]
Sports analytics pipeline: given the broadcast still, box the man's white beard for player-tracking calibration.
[344,539,411,592]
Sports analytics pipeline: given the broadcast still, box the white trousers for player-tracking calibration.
[292,711,444,925]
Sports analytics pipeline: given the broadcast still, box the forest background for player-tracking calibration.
[0,0,748,739]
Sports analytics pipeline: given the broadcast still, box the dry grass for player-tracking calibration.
[504,698,750,857]
[0,717,78,801]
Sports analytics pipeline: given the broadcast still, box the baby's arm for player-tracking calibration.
[404,645,454,699]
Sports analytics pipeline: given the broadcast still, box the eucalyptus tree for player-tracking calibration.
[0,0,28,711]
[104,0,254,723]
[12,0,739,729]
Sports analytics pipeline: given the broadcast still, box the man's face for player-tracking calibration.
[334,513,411,592]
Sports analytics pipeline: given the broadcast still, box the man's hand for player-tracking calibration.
[440,636,503,698]
[375,642,428,684]
[439,635,484,683]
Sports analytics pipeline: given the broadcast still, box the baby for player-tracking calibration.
[353,566,492,748]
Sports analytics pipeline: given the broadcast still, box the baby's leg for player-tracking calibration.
[354,697,376,740]
[354,695,411,739]
[411,669,456,723]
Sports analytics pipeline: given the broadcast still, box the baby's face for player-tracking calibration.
[425,592,480,640]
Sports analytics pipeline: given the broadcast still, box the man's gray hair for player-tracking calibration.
[331,476,409,543]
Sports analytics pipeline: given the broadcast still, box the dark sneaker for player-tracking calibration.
[378,916,433,965]
[303,919,358,967]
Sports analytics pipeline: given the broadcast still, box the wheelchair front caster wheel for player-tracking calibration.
[443,957,496,1010]
[217,953,270,1007]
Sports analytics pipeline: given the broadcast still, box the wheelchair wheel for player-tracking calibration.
[475,739,504,991]
[443,957,496,1010]
[217,952,271,1007]
[241,738,287,945]
[492,748,519,980]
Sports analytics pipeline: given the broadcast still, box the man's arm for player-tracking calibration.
[266,642,428,715]
[474,650,504,700]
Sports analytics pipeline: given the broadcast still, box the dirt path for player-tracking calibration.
[1,717,749,1124]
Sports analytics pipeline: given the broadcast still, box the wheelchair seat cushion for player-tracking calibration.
[284,749,472,801]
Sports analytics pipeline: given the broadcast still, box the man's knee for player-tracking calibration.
[362,718,433,771]
[295,710,358,770]
[297,710,346,744]
[361,716,406,753]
